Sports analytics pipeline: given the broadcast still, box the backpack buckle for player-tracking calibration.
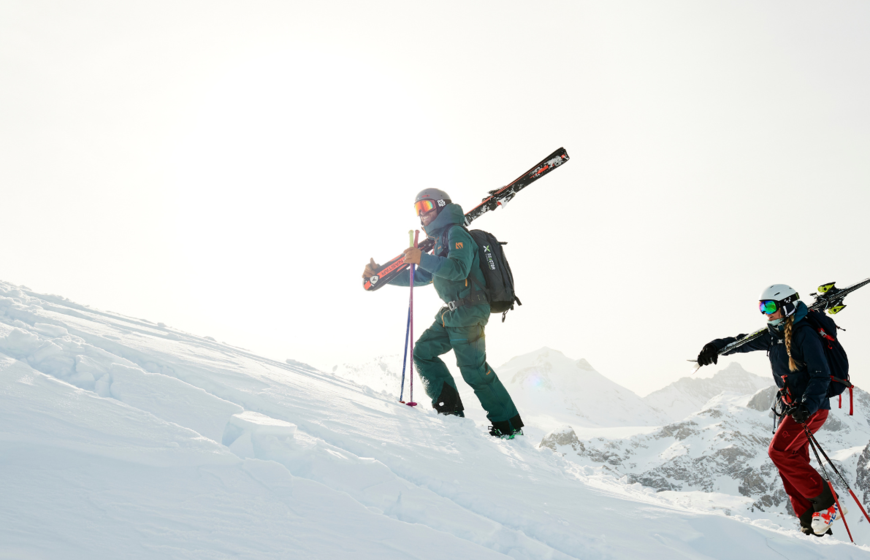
[446,301,457,311]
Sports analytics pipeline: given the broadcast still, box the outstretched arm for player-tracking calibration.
[697,330,771,366]
[388,265,433,287]
[719,331,771,355]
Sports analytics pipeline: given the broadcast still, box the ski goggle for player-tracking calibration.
[414,199,438,216]
[759,300,779,315]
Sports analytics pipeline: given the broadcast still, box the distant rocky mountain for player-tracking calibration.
[496,347,672,430]
[644,362,772,422]
[541,387,870,519]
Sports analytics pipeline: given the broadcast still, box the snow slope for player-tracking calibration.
[643,362,773,422]
[1,280,869,559]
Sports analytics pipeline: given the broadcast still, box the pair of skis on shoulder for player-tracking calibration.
[362,147,570,292]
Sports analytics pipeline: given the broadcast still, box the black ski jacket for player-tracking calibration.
[712,302,831,415]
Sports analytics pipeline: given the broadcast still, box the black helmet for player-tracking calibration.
[414,188,451,217]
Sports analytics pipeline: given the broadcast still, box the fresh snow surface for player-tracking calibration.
[643,362,773,422]
[1,280,869,559]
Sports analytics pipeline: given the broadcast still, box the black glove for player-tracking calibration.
[697,343,720,366]
[788,404,811,424]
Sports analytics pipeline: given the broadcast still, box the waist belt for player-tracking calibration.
[445,292,487,311]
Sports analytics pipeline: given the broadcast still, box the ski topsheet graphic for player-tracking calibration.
[363,147,570,292]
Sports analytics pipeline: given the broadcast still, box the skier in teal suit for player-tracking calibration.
[363,188,523,438]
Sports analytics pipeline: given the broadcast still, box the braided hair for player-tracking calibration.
[783,315,801,372]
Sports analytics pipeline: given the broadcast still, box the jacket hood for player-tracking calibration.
[422,203,465,237]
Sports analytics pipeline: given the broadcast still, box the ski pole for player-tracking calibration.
[803,424,854,543]
[399,230,414,403]
[399,307,411,403]
[805,426,870,527]
[407,230,420,407]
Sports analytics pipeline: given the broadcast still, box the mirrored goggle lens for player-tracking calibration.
[414,200,437,216]
[759,300,779,315]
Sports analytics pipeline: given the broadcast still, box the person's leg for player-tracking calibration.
[413,320,464,414]
[768,410,829,520]
[448,324,522,432]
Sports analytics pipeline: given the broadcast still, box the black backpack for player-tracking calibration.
[805,310,854,415]
[440,225,521,321]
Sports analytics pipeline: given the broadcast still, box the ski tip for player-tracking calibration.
[688,361,701,375]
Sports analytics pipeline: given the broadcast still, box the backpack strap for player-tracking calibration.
[438,224,489,307]
[444,292,488,311]
[438,224,462,257]
[831,376,855,415]
[849,385,854,416]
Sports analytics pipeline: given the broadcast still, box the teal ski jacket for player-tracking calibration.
[389,203,490,328]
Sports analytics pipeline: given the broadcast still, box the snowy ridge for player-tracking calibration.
[644,362,773,422]
[1,280,869,558]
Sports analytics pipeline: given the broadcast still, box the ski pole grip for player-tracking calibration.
[414,230,419,249]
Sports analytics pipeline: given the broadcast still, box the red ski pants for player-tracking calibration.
[768,409,828,518]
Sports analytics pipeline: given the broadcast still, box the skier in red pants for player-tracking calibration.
[696,284,845,536]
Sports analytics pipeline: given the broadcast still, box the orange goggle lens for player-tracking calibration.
[414,199,437,216]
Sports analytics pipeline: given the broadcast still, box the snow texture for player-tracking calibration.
[1,280,869,559]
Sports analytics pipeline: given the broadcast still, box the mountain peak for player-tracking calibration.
[714,362,751,376]
[496,348,671,429]
[533,346,566,358]
[643,362,772,422]
[574,358,595,372]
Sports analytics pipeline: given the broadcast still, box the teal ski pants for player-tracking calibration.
[413,319,519,423]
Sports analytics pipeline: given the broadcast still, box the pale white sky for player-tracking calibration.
[2,1,869,396]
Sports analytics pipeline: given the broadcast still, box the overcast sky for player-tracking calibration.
[3,1,869,397]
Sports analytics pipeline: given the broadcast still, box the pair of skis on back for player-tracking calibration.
[362,147,570,292]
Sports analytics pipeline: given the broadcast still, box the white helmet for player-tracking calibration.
[759,284,801,317]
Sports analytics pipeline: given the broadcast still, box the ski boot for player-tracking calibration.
[488,425,523,439]
[488,416,524,439]
[799,509,832,537]
[488,425,522,439]
[812,503,848,535]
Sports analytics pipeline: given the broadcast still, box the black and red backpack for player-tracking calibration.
[805,310,854,415]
